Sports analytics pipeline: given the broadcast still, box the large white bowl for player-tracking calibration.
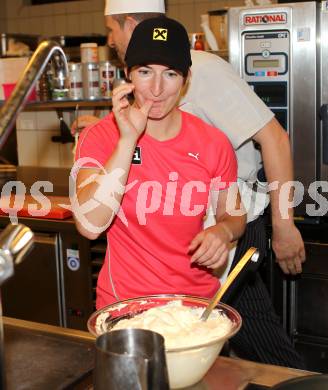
[87,294,242,389]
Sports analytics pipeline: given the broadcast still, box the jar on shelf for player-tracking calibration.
[80,42,99,63]
[68,62,83,100]
[82,62,101,100]
[112,68,127,89]
[99,61,116,98]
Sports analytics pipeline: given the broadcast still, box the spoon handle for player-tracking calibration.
[200,247,259,321]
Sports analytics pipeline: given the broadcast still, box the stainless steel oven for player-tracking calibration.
[229,1,328,217]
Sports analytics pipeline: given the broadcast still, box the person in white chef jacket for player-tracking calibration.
[72,0,306,369]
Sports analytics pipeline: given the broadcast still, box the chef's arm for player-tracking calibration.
[253,117,305,274]
[253,117,294,223]
[73,137,137,240]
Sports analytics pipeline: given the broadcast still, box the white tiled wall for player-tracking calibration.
[2,0,250,36]
[0,0,7,30]
[0,17,7,34]
[16,108,110,168]
[4,0,106,36]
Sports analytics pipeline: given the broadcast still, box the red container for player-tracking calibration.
[2,83,37,102]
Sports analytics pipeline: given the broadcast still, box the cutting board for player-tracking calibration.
[0,194,72,219]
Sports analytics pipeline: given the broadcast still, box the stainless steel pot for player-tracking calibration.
[94,328,169,390]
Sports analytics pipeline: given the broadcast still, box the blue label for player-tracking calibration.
[67,249,80,271]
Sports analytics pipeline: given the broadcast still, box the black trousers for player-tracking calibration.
[225,217,306,369]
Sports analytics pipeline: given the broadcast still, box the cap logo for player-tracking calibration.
[153,28,168,41]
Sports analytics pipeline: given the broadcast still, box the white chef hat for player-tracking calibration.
[104,0,165,16]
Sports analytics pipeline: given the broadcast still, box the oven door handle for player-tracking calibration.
[320,104,328,165]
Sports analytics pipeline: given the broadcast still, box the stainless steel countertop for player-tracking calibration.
[4,317,94,390]
[2,317,317,390]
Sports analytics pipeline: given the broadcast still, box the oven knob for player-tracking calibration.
[262,49,270,58]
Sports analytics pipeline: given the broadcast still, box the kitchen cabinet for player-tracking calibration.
[1,231,63,326]
[263,220,328,373]
[0,215,96,331]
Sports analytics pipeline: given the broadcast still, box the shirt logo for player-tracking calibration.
[188,152,199,160]
[153,28,168,41]
[132,146,142,164]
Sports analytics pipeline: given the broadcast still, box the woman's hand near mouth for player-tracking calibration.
[112,84,153,141]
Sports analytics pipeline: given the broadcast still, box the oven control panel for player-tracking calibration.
[242,30,290,131]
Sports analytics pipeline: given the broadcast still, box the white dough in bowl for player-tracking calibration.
[112,300,233,350]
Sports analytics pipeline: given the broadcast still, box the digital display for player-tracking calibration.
[253,59,280,68]
[251,82,287,107]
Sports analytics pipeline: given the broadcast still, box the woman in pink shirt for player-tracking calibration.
[73,17,246,308]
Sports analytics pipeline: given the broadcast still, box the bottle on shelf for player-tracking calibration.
[38,70,50,101]
[51,54,69,100]
[194,34,205,50]
[189,33,205,50]
[37,62,53,101]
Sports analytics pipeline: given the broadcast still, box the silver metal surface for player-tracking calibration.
[289,2,317,215]
[94,329,169,390]
[0,224,34,284]
[56,234,66,327]
[228,2,326,216]
[319,2,328,191]
[0,40,68,149]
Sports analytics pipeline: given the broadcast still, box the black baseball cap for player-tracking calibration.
[125,16,192,77]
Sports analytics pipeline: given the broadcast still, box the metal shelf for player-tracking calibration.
[0,98,112,110]
[25,99,112,110]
